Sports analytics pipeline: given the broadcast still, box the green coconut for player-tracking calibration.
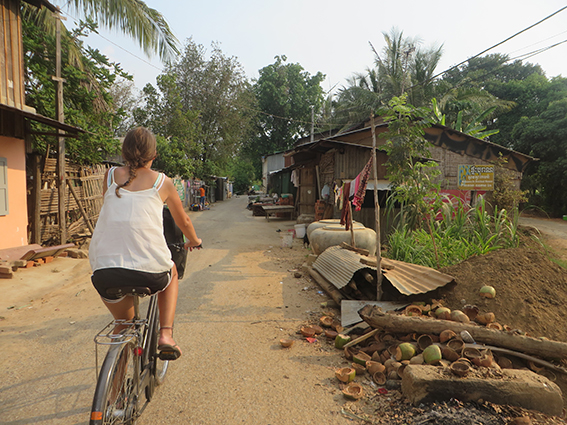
[422,344,442,365]
[435,307,451,320]
[335,367,356,383]
[395,342,416,361]
[335,334,351,349]
[479,285,496,299]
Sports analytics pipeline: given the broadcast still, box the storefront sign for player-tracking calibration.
[458,165,494,190]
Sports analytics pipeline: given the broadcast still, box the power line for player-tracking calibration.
[426,5,567,82]
[59,9,164,72]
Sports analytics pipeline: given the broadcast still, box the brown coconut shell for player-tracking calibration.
[300,326,317,337]
[463,305,479,321]
[342,382,364,400]
[344,346,357,361]
[441,346,460,362]
[351,362,366,376]
[450,361,470,377]
[417,334,433,351]
[497,356,513,369]
[476,312,496,325]
[311,325,323,335]
[279,338,294,348]
[366,361,386,375]
[405,305,423,316]
[325,329,339,339]
[319,316,334,327]
[486,322,503,330]
[335,367,356,383]
[439,330,457,343]
[446,338,465,352]
[373,371,387,385]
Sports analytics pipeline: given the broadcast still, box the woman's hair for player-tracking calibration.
[115,127,157,197]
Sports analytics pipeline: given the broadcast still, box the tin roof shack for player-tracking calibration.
[288,119,534,234]
[262,151,295,194]
[0,0,83,250]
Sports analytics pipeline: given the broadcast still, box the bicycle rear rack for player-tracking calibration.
[94,319,146,346]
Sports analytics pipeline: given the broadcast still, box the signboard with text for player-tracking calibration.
[458,165,494,190]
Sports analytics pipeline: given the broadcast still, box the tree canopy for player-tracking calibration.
[134,39,256,180]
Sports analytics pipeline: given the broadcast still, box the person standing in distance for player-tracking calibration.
[199,185,206,210]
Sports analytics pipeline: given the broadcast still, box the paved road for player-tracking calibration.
[0,196,350,425]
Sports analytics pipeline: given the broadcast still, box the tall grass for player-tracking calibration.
[385,198,520,269]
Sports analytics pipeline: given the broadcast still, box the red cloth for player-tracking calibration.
[340,182,352,230]
[352,156,373,211]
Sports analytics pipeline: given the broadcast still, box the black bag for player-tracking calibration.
[163,207,187,279]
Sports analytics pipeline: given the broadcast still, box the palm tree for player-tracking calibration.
[23,0,179,63]
[333,27,443,126]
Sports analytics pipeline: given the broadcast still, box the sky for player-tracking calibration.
[51,0,567,95]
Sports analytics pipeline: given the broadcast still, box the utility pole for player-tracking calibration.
[310,105,315,143]
[370,113,383,298]
[53,13,66,244]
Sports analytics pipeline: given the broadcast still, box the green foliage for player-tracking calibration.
[379,95,441,230]
[333,28,443,126]
[135,39,255,179]
[491,155,528,210]
[248,55,325,164]
[511,98,567,216]
[386,198,520,268]
[229,160,256,194]
[23,17,126,163]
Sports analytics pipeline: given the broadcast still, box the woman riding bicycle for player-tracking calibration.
[89,127,201,361]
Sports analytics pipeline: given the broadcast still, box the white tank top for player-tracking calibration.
[89,167,174,273]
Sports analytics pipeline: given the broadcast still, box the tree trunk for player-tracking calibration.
[359,305,567,360]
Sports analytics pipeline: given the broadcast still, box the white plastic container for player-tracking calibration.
[294,224,306,239]
[281,232,293,248]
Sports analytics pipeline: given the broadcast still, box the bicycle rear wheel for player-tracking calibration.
[90,341,139,425]
[144,297,168,401]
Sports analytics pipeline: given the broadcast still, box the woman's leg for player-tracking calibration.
[157,265,181,355]
[103,297,135,333]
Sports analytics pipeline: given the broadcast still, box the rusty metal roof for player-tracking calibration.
[313,246,455,296]
[366,257,456,296]
[313,245,372,289]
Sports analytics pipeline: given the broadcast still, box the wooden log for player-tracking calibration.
[307,266,344,306]
[359,305,567,360]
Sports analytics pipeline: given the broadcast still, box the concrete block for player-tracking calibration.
[401,364,563,416]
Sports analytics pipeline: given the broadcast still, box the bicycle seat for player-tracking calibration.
[106,286,152,297]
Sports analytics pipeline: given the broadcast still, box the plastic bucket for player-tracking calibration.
[281,233,293,248]
[294,224,306,239]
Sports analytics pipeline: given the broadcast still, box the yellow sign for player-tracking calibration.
[458,165,494,190]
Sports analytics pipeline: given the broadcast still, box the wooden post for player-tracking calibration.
[54,14,66,244]
[31,154,42,244]
[370,114,383,297]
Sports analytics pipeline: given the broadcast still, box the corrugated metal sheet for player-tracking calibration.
[372,257,455,296]
[313,245,372,289]
[313,245,455,296]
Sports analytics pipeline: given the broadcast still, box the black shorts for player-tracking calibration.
[92,268,172,302]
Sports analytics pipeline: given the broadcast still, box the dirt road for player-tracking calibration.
[0,196,351,425]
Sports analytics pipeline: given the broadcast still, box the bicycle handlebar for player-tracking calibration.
[168,242,203,251]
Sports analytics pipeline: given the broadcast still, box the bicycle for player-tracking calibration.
[89,242,197,424]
